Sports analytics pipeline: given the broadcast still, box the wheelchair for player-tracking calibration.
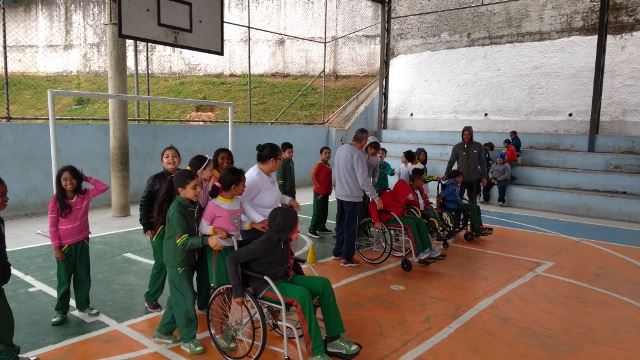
[356,210,420,272]
[207,236,320,359]
[436,181,475,242]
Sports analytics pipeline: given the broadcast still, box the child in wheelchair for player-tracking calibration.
[368,177,446,265]
[406,168,447,241]
[440,170,492,237]
[227,207,361,360]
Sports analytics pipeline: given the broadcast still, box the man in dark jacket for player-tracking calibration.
[227,207,361,360]
[0,178,39,360]
[444,126,488,204]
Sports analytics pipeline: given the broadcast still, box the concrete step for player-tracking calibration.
[382,142,640,174]
[382,129,640,154]
[386,157,640,196]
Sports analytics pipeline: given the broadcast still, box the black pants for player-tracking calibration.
[459,181,480,204]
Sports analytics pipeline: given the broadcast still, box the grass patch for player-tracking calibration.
[0,74,374,123]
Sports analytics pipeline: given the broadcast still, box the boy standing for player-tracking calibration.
[277,142,296,199]
[374,148,395,192]
[308,147,333,238]
[0,178,39,360]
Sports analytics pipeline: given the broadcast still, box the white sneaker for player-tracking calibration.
[418,250,430,260]
[498,202,505,207]
[428,248,441,258]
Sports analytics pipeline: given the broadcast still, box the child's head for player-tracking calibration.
[0,177,7,212]
[54,165,86,217]
[496,153,506,164]
[364,137,381,157]
[212,148,234,173]
[410,168,425,189]
[154,170,199,226]
[161,145,181,174]
[379,148,387,161]
[510,130,517,139]
[281,142,294,160]
[267,206,298,238]
[483,142,495,152]
[210,167,246,198]
[402,150,416,165]
[415,148,427,165]
[503,139,512,148]
[320,146,331,161]
[447,169,463,184]
[187,155,214,182]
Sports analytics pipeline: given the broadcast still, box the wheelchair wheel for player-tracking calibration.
[442,210,465,234]
[208,285,267,360]
[464,232,474,242]
[265,305,304,340]
[401,258,413,272]
[356,218,392,264]
[388,228,411,257]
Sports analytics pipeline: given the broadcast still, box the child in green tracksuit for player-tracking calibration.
[227,207,361,360]
[374,148,395,192]
[152,170,224,355]
[277,142,296,199]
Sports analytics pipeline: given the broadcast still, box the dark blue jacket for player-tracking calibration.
[440,180,463,210]
[1,216,11,287]
[512,136,522,154]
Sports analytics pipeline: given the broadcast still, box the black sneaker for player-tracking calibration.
[318,227,333,234]
[307,230,320,239]
[145,301,163,313]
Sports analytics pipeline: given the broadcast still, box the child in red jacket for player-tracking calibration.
[308,147,333,238]
[368,180,444,264]
[503,139,519,166]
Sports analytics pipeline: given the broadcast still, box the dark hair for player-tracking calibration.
[483,142,495,151]
[447,169,463,179]
[379,147,387,155]
[503,139,512,145]
[209,167,245,198]
[365,141,381,152]
[510,130,518,136]
[212,148,234,170]
[403,150,416,163]
[352,128,369,143]
[320,146,331,154]
[54,165,87,217]
[410,168,425,182]
[0,177,5,187]
[187,155,212,173]
[256,143,282,163]
[161,145,181,160]
[281,142,293,151]
[154,169,198,226]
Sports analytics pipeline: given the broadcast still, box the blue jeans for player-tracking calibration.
[333,199,360,262]
[482,180,508,203]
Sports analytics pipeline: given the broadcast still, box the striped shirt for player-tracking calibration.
[48,177,109,248]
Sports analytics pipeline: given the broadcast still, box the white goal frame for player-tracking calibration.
[47,89,234,192]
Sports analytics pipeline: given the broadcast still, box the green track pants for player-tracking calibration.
[0,288,20,360]
[387,216,434,254]
[263,275,345,357]
[461,203,483,234]
[157,267,198,343]
[308,192,329,233]
[195,247,211,311]
[144,230,166,304]
[55,240,92,314]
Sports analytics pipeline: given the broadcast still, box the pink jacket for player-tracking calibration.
[48,177,109,248]
[199,196,251,247]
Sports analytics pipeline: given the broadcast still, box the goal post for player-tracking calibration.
[46,89,234,193]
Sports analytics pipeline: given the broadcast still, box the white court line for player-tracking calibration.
[539,273,640,308]
[9,226,144,252]
[484,215,640,268]
[122,253,154,265]
[99,348,154,360]
[24,327,114,357]
[332,261,400,289]
[450,243,552,266]
[483,207,640,231]
[399,262,553,360]
[122,311,162,326]
[294,233,312,257]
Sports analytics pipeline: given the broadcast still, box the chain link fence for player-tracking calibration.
[0,0,381,124]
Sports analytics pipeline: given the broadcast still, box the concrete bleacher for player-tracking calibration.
[381,130,640,223]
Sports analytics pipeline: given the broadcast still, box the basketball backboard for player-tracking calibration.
[118,0,223,55]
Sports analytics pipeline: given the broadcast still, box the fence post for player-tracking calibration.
[247,0,252,122]
[146,42,151,122]
[322,0,327,123]
[587,0,610,153]
[133,40,140,120]
[1,0,10,121]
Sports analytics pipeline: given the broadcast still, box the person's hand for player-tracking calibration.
[54,247,65,261]
[481,178,488,187]
[214,228,228,239]
[288,199,301,211]
[233,297,244,306]
[317,194,323,200]
[374,222,382,231]
[492,179,498,184]
[144,230,155,238]
[374,198,383,210]
[252,222,267,232]
[207,235,225,250]
[441,174,448,181]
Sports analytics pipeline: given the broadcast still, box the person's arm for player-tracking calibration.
[47,197,62,249]
[174,211,209,250]
[479,146,488,180]
[198,202,217,235]
[85,176,109,199]
[0,219,11,287]
[310,163,320,189]
[226,236,272,299]
[368,201,381,223]
[354,153,379,200]
[276,164,286,193]
[139,175,158,232]
[239,174,266,223]
[497,165,511,181]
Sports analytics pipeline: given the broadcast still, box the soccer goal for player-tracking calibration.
[46,89,234,192]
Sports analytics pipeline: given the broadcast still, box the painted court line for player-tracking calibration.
[484,207,640,231]
[23,327,114,358]
[540,273,640,308]
[451,243,552,265]
[399,262,553,360]
[122,252,154,265]
[9,226,144,252]
[332,261,400,289]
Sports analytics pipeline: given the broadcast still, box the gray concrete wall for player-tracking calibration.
[0,123,331,217]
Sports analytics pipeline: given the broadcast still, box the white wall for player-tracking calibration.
[387,32,640,136]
